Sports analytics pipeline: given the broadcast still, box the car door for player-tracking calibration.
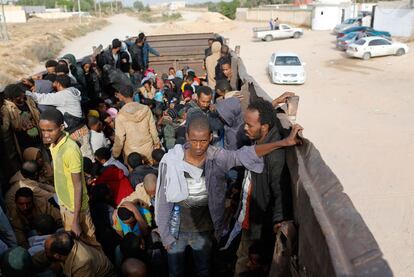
[368,39,384,57]
[378,39,394,55]
[268,53,275,75]
[280,25,294,38]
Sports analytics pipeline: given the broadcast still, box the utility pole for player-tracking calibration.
[0,0,9,41]
[77,0,82,24]
[98,0,101,17]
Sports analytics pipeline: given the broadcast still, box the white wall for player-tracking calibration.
[374,7,414,37]
[312,6,342,30]
[4,10,27,23]
[3,6,27,23]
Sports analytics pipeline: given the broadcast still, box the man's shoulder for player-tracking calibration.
[59,137,81,156]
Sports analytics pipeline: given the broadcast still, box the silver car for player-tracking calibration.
[333,18,362,34]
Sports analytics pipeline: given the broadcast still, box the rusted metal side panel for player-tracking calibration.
[144,33,215,75]
[236,53,393,276]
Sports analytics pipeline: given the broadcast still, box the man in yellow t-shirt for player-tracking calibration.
[39,108,99,248]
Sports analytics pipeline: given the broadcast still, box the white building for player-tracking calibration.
[311,0,359,30]
[373,1,414,37]
[169,1,186,10]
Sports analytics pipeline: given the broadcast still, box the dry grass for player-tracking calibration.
[0,17,108,84]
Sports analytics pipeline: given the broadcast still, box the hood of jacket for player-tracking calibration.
[118,102,150,123]
[215,97,242,127]
[211,41,221,55]
[62,87,82,99]
[61,54,77,66]
[81,57,92,67]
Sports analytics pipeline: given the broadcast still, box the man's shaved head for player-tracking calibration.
[121,258,147,277]
[21,161,39,180]
[186,112,211,134]
[143,174,157,190]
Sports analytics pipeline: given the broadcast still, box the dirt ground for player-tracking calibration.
[0,16,107,84]
[19,12,414,276]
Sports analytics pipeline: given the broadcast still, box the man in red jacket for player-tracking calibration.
[95,166,134,206]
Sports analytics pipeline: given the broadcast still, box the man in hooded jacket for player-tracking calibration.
[112,85,160,163]
[205,41,222,90]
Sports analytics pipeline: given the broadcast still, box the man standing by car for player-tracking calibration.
[234,99,293,275]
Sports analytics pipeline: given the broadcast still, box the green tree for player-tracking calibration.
[133,0,145,10]
[212,0,240,20]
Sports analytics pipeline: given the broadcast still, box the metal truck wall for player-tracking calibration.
[236,56,392,276]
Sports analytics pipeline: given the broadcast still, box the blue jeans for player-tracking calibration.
[167,231,212,277]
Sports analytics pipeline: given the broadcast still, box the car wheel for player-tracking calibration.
[362,52,371,60]
[396,48,405,56]
[293,32,301,39]
[265,35,273,42]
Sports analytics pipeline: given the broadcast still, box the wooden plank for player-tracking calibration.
[146,33,214,42]
[147,39,209,48]
[150,55,205,63]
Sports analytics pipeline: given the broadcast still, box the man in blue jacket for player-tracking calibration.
[138,33,160,70]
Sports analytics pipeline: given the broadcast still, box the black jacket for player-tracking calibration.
[97,48,121,70]
[129,43,144,71]
[250,124,292,225]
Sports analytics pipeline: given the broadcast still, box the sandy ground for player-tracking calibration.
[0,17,107,84]
[30,12,414,276]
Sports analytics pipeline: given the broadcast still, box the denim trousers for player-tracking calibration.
[167,231,213,277]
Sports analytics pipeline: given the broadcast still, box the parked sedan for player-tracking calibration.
[337,26,391,39]
[346,36,409,60]
[333,18,362,34]
[337,26,369,38]
[268,52,306,84]
[336,31,392,51]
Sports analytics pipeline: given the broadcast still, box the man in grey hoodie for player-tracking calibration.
[27,75,93,160]
[155,112,302,277]
[27,75,82,120]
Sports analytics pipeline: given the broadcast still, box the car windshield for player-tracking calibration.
[354,39,366,45]
[343,19,355,24]
[275,56,301,66]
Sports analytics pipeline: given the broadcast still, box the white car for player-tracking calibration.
[268,52,306,84]
[346,36,409,60]
[253,24,304,42]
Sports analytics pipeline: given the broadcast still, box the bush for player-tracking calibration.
[208,0,240,20]
[139,12,182,23]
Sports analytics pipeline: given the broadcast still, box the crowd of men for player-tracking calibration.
[0,31,303,277]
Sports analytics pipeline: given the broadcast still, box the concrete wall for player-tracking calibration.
[236,7,312,27]
[3,6,27,23]
[34,12,89,19]
[374,6,414,37]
